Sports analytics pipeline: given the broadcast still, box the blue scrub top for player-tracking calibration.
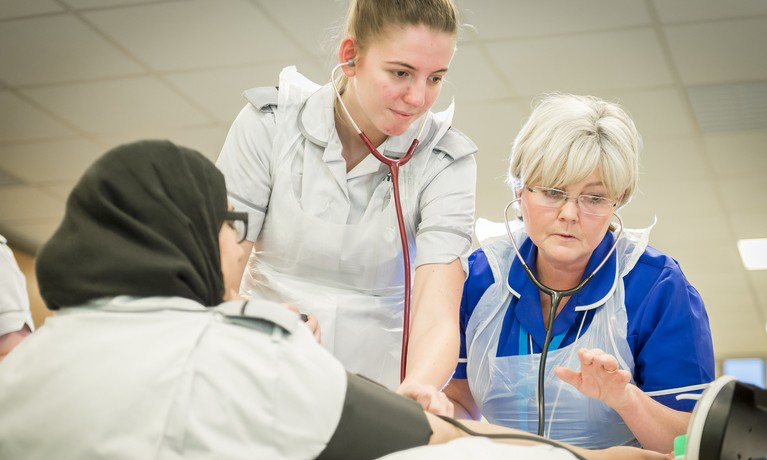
[455,232,715,411]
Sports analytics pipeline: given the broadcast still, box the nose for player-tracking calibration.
[403,80,426,108]
[558,197,580,222]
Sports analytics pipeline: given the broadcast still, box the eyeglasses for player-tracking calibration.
[224,211,249,243]
[525,186,617,217]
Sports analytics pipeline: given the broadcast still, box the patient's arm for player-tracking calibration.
[0,325,31,362]
[426,415,671,460]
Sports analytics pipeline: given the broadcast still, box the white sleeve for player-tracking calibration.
[216,104,276,241]
[414,153,477,277]
[0,237,33,336]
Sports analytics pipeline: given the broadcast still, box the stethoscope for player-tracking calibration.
[503,196,624,436]
[331,60,429,383]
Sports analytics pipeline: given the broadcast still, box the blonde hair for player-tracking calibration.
[335,0,459,93]
[508,94,642,208]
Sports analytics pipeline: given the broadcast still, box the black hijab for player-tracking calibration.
[36,140,228,309]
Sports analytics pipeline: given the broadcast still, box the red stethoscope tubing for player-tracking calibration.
[358,133,418,383]
[332,61,426,383]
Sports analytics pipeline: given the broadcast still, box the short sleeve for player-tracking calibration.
[414,153,477,276]
[454,249,495,379]
[625,253,715,411]
[216,104,276,241]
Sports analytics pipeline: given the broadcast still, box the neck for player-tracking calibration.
[535,253,587,292]
[335,91,387,172]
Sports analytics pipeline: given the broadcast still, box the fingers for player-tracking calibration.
[417,390,454,417]
[578,348,620,374]
[399,384,454,417]
[553,366,581,387]
[304,314,322,344]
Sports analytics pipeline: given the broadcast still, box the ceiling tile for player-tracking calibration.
[633,176,722,217]
[665,17,767,86]
[21,77,214,134]
[0,15,144,86]
[0,168,23,186]
[436,44,511,106]
[602,89,699,138]
[465,0,650,40]
[96,125,230,163]
[0,186,65,221]
[0,138,103,183]
[747,270,767,315]
[40,182,76,201]
[653,0,767,23]
[61,0,169,8]
[453,98,529,148]
[729,211,767,241]
[165,60,324,123]
[255,0,348,57]
[487,28,673,96]
[702,129,767,177]
[2,219,63,253]
[0,91,75,142]
[0,0,64,19]
[640,136,708,181]
[83,0,304,71]
[716,176,767,214]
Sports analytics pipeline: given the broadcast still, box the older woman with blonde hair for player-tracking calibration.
[444,94,714,453]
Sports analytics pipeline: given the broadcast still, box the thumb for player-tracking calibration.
[554,367,580,387]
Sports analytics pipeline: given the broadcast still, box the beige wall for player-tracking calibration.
[10,247,53,328]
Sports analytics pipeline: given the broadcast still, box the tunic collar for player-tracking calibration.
[505,231,619,342]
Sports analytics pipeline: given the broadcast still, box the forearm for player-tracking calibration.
[400,260,464,388]
[614,384,691,452]
[401,319,459,388]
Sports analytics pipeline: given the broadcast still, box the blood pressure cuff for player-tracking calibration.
[316,372,433,460]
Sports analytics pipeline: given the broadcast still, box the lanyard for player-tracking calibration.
[518,323,567,355]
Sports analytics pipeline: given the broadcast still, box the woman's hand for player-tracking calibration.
[554,348,633,410]
[282,304,321,344]
[397,383,454,417]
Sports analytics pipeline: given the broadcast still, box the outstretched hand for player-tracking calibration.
[554,348,633,410]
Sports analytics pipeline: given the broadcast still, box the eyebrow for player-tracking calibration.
[385,61,449,73]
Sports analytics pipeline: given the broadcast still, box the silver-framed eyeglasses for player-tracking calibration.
[224,211,249,243]
[525,186,617,216]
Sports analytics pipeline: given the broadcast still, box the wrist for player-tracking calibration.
[610,382,640,414]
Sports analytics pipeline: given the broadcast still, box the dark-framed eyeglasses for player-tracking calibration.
[224,211,249,243]
[525,186,618,217]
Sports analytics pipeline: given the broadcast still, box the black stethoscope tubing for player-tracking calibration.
[503,198,624,436]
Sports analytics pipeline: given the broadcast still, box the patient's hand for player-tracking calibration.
[282,304,321,344]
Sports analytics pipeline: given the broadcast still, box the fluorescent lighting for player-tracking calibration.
[737,238,767,271]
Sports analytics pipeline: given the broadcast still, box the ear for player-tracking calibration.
[338,37,358,77]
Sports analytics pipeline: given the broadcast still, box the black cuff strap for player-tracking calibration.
[316,373,433,460]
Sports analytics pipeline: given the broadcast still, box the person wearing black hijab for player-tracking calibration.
[36,139,229,308]
[0,141,664,460]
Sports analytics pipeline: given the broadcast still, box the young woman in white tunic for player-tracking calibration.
[217,0,477,413]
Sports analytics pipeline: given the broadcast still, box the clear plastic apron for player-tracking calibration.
[466,222,652,448]
[242,69,453,389]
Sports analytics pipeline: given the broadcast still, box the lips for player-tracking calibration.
[390,109,415,119]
